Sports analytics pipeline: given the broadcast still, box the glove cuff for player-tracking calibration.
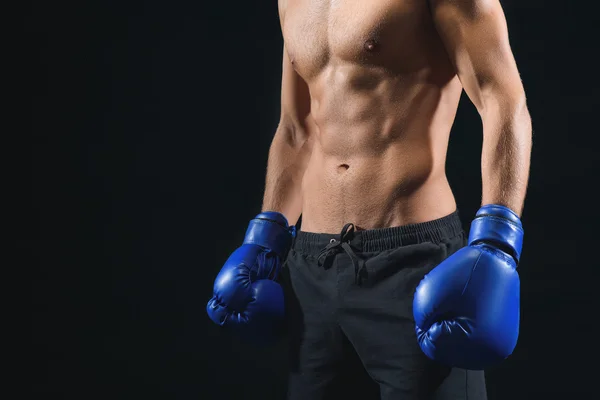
[243,212,296,257]
[468,204,524,262]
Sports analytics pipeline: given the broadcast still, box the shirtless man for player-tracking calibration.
[207,0,532,398]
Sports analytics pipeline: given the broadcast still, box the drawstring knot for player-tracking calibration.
[317,223,367,285]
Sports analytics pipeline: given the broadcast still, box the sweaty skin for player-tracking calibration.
[262,0,532,233]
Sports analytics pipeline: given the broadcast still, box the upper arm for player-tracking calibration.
[429,0,526,111]
[277,0,312,143]
[279,46,312,136]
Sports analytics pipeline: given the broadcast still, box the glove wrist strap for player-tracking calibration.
[468,204,524,262]
[243,212,296,257]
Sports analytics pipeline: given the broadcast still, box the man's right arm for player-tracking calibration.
[261,46,314,225]
[206,11,311,340]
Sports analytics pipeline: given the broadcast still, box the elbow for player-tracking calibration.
[513,95,531,126]
[484,87,528,115]
[513,97,532,141]
[511,98,532,138]
[481,89,532,133]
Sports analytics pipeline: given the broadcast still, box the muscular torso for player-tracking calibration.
[281,0,463,232]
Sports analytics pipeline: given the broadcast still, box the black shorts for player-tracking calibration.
[281,211,487,400]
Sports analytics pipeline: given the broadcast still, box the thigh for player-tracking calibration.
[432,369,487,400]
[339,236,483,400]
[338,242,451,399]
[287,331,380,400]
[281,250,344,400]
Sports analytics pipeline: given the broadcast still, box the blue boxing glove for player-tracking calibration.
[413,204,523,370]
[207,212,295,344]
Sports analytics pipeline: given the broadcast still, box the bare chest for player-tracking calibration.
[281,0,433,79]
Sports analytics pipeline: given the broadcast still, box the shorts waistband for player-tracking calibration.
[293,211,463,255]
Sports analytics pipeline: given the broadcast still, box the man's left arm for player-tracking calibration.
[412,1,530,370]
[430,0,532,216]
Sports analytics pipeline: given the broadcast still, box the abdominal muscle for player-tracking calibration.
[299,64,463,233]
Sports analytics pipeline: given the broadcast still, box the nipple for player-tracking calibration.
[364,39,378,52]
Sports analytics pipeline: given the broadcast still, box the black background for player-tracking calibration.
[31,1,598,399]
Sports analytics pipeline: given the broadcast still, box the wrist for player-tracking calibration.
[242,212,296,257]
[255,211,291,227]
[468,204,524,262]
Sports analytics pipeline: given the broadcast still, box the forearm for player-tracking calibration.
[480,100,532,216]
[262,126,312,225]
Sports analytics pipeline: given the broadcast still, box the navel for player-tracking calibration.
[337,164,350,173]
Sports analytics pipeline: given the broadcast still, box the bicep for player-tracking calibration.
[279,46,312,134]
[430,0,525,109]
